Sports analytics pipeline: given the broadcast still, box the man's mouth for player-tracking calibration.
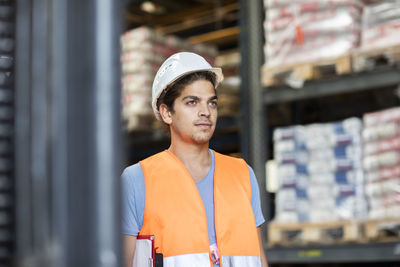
[195,121,213,128]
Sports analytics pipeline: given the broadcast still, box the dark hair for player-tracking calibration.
[156,71,217,113]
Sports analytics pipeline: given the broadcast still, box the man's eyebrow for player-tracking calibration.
[182,95,200,101]
[181,95,218,101]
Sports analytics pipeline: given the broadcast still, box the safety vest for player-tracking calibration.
[139,150,261,267]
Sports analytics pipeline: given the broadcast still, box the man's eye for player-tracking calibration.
[187,100,196,105]
[210,101,218,107]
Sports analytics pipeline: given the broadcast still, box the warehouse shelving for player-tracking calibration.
[266,242,400,264]
[263,66,400,105]
[259,68,400,264]
[241,0,400,265]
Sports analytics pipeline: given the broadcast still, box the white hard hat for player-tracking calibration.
[152,52,224,120]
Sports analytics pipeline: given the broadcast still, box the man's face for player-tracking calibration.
[167,79,218,145]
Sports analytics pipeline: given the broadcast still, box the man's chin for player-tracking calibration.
[192,134,213,145]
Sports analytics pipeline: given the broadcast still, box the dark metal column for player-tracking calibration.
[50,0,68,266]
[16,0,53,265]
[239,0,270,239]
[0,1,15,265]
[94,0,123,266]
[15,0,122,266]
[65,0,122,266]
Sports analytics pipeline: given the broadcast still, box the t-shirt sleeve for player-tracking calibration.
[121,163,146,236]
[248,165,266,227]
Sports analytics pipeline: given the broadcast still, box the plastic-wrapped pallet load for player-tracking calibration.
[363,107,400,219]
[353,0,400,71]
[273,117,368,223]
[263,0,363,67]
[120,27,218,131]
[361,0,400,51]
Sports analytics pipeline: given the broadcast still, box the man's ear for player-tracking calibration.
[159,104,172,125]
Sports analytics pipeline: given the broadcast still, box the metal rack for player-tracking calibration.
[264,66,400,104]
[0,1,15,266]
[241,0,400,264]
[267,242,400,264]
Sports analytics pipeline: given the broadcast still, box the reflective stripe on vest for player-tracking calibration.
[164,253,210,267]
[221,256,261,267]
[140,150,261,267]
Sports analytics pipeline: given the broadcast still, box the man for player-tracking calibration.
[122,52,268,267]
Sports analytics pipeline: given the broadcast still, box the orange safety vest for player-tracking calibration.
[139,150,261,267]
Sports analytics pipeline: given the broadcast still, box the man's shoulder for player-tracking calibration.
[213,151,247,165]
[122,162,144,180]
[213,151,251,177]
[140,150,169,164]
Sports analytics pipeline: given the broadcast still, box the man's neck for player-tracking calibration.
[168,139,212,183]
[168,141,210,166]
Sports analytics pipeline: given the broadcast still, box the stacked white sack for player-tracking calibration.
[121,27,218,131]
[363,107,400,219]
[273,117,367,223]
[263,0,363,67]
[361,0,400,51]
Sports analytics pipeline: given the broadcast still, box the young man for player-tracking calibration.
[122,52,268,267]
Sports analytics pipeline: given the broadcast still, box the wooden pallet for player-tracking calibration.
[353,44,400,72]
[262,54,352,87]
[268,220,362,246]
[364,218,400,242]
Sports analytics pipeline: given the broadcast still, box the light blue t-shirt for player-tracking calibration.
[122,150,265,248]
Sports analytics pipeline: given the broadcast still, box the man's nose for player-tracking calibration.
[198,102,211,117]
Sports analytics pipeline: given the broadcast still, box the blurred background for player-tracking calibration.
[3,0,400,266]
